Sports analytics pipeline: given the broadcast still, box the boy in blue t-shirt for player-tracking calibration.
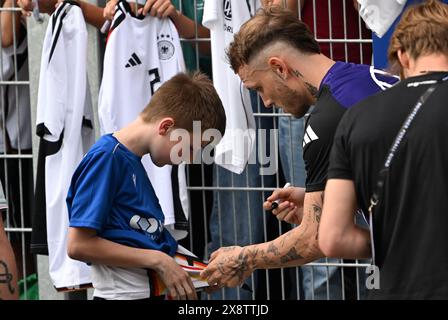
[66,72,226,300]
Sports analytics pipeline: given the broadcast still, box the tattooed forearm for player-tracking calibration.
[246,248,259,261]
[261,255,272,265]
[313,208,322,223]
[267,242,280,256]
[260,248,283,267]
[280,247,304,264]
[279,231,293,247]
[0,261,15,294]
[313,193,323,240]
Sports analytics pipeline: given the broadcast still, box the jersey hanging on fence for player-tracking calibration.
[98,0,189,240]
[33,1,95,290]
[202,0,257,174]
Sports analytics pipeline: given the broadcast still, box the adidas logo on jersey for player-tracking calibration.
[125,53,141,68]
[303,125,319,148]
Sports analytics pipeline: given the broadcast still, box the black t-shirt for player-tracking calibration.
[329,72,448,299]
[304,61,398,192]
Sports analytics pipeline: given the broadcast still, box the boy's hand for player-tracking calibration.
[157,255,197,300]
[263,186,305,225]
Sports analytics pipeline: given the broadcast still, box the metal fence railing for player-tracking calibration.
[0,2,36,300]
[178,0,373,300]
[3,0,373,300]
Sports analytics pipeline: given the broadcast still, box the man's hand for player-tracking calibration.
[138,0,177,18]
[200,246,254,288]
[263,186,305,225]
[103,0,118,20]
[156,255,198,300]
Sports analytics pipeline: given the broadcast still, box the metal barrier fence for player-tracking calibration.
[1,0,373,300]
[179,0,373,301]
[0,2,35,299]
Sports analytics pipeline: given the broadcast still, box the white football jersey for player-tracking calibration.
[98,0,189,240]
[203,0,257,174]
[35,1,94,290]
[0,28,32,152]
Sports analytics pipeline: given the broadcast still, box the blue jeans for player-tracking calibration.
[208,91,277,300]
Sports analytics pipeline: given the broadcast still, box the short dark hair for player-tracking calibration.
[140,72,226,136]
[227,6,321,73]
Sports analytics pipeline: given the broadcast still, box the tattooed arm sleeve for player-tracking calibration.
[200,191,326,287]
[245,191,326,269]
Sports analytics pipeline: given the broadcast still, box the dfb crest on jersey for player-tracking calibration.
[223,0,232,21]
[157,33,175,60]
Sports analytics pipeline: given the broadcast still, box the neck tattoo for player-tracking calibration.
[293,69,318,96]
[305,82,318,97]
[292,69,303,78]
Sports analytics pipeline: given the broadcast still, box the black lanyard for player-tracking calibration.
[368,75,448,265]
